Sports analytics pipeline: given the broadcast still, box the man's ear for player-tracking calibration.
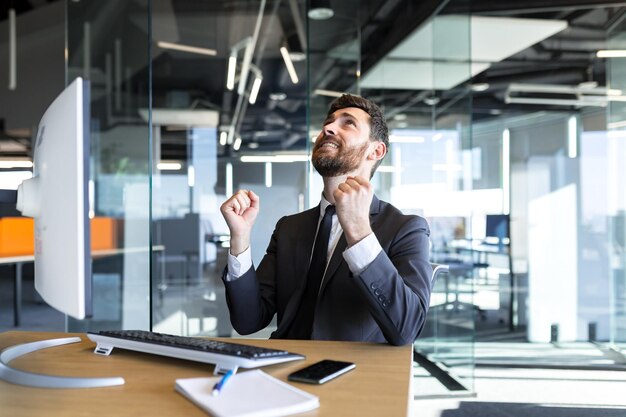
[368,141,387,161]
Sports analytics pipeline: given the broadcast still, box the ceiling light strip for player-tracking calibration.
[280,46,299,84]
[0,160,33,169]
[597,50,626,58]
[314,89,343,97]
[249,76,262,104]
[240,155,309,163]
[157,162,182,171]
[227,55,236,90]
[505,97,608,107]
[157,41,217,56]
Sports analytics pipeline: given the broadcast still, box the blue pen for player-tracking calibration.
[211,370,234,396]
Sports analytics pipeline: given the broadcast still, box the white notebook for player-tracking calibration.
[175,370,319,417]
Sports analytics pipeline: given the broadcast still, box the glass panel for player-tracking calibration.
[309,0,476,397]
[150,0,308,337]
[66,0,151,332]
[607,20,626,347]
[468,4,625,370]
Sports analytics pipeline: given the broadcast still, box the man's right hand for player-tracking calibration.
[220,190,260,256]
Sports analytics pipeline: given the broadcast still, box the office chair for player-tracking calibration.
[430,262,449,288]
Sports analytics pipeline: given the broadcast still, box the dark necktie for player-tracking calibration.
[291,205,335,339]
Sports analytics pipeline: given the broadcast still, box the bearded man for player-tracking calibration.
[219,94,431,346]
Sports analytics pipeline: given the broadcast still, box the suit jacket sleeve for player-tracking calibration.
[222,218,283,335]
[353,215,431,346]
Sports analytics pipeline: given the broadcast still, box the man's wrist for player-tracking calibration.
[229,235,250,256]
[345,225,373,247]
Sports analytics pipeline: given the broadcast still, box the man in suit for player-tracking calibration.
[220,94,431,346]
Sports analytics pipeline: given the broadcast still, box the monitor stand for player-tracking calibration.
[0,337,124,388]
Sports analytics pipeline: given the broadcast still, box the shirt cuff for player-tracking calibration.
[343,233,382,275]
[225,246,253,282]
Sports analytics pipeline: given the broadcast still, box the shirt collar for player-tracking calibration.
[319,194,333,218]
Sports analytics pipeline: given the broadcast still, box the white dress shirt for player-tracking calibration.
[226,195,383,280]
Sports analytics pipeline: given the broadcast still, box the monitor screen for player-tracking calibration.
[485,214,509,242]
[16,77,92,320]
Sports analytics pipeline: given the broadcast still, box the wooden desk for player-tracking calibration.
[0,331,412,417]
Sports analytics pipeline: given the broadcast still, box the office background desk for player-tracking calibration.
[0,331,412,417]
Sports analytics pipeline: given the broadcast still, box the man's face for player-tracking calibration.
[312,107,373,177]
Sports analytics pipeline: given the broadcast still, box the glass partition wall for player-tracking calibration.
[607,16,626,353]
[461,5,626,372]
[307,0,477,397]
[66,0,151,332]
[148,0,308,338]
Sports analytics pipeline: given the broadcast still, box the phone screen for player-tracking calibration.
[287,359,356,384]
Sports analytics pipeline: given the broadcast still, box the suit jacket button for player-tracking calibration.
[374,288,382,295]
[378,295,385,302]
[370,283,377,290]
[382,301,390,308]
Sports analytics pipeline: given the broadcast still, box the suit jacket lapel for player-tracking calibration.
[319,196,382,295]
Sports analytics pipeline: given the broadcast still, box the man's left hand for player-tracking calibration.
[333,175,373,247]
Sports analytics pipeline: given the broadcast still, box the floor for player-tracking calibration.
[412,366,626,417]
[3,275,626,416]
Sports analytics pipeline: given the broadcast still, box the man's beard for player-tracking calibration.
[312,139,369,177]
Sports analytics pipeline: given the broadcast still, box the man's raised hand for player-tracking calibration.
[220,190,259,255]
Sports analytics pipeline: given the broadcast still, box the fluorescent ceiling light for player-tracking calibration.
[249,76,262,104]
[314,88,344,98]
[597,50,626,58]
[219,131,228,146]
[432,133,443,142]
[265,162,272,187]
[240,154,310,163]
[280,46,299,84]
[308,0,334,20]
[578,81,598,89]
[157,41,217,56]
[502,129,510,215]
[226,163,233,197]
[0,160,33,169]
[471,83,490,92]
[248,64,263,104]
[389,135,425,144]
[157,162,182,171]
[504,83,626,107]
[568,116,577,158]
[139,108,219,126]
[233,136,242,151]
[269,92,287,101]
[227,54,237,90]
[187,166,195,187]
[608,120,626,129]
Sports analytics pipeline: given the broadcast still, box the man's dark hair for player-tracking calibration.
[327,94,389,176]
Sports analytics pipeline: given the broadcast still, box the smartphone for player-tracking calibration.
[287,359,356,384]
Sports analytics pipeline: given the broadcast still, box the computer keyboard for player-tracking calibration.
[87,330,305,375]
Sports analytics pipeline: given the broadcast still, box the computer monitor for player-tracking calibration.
[485,214,509,244]
[15,77,92,320]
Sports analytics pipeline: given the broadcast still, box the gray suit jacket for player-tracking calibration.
[222,196,431,346]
